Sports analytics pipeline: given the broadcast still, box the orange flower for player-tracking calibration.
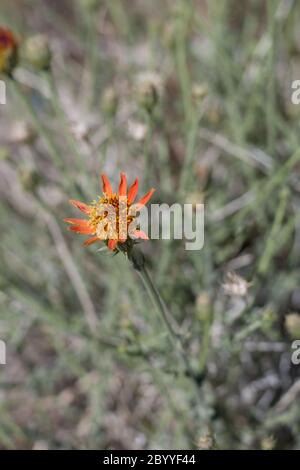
[0,28,18,74]
[65,173,155,252]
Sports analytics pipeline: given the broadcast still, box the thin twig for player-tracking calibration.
[199,127,274,172]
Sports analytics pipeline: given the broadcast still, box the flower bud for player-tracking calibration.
[101,86,119,118]
[222,271,250,297]
[70,120,90,142]
[136,80,158,113]
[9,120,36,144]
[191,83,209,103]
[197,433,215,450]
[285,313,300,339]
[127,120,148,142]
[261,436,276,450]
[23,34,51,71]
[0,28,18,75]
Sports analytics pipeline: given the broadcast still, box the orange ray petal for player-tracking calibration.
[118,172,127,197]
[137,188,155,207]
[108,239,118,251]
[69,225,95,234]
[127,178,139,204]
[133,230,149,240]
[64,218,89,226]
[84,236,100,246]
[69,199,90,214]
[101,174,113,196]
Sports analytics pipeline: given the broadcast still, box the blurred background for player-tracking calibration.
[1,0,300,450]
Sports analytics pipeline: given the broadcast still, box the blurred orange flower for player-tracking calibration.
[65,173,155,252]
[0,27,18,74]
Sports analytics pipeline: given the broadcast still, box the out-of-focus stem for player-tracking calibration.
[258,188,288,276]
[266,0,278,155]
[179,108,200,196]
[198,315,211,374]
[143,111,154,187]
[105,0,131,42]
[174,14,191,127]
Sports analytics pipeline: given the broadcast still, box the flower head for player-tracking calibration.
[222,271,250,297]
[23,34,52,71]
[65,173,155,253]
[0,27,18,75]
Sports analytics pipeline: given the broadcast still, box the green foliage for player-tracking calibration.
[0,0,300,450]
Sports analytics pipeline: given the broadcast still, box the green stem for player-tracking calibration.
[84,8,100,107]
[128,249,204,385]
[139,264,179,342]
[174,17,191,127]
[105,0,132,43]
[266,0,278,156]
[199,315,212,374]
[143,111,154,187]
[257,188,288,275]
